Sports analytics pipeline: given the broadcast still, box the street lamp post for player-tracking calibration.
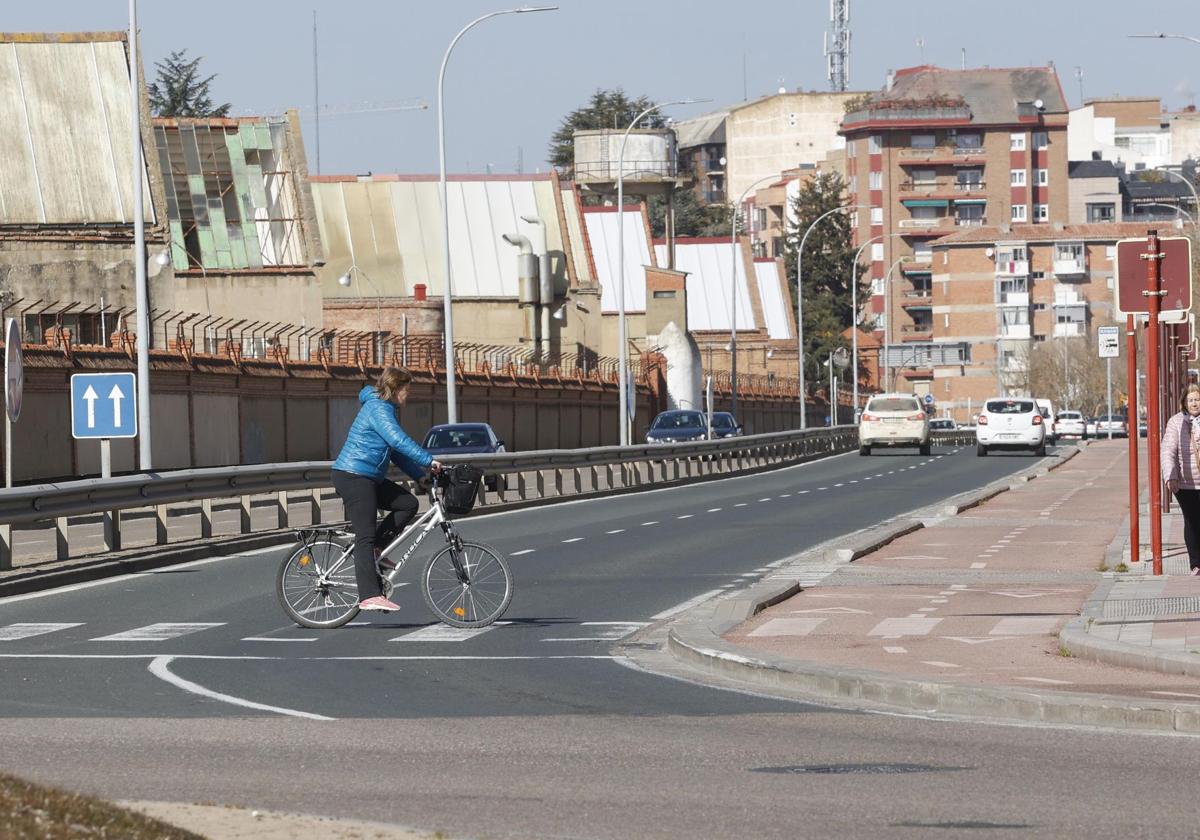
[616,97,707,445]
[129,0,152,469]
[730,174,783,418]
[796,203,869,428]
[848,232,907,413]
[438,6,556,425]
[338,265,386,363]
[880,255,909,392]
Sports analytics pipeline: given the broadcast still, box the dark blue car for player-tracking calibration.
[423,423,507,492]
[646,410,709,444]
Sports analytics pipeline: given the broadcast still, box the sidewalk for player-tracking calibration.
[668,440,1200,732]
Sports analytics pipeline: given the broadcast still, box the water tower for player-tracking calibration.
[572,128,691,269]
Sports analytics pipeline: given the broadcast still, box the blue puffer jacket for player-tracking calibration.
[332,386,433,482]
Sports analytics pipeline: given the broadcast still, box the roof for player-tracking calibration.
[584,206,654,313]
[1068,160,1122,179]
[0,32,154,225]
[672,110,727,149]
[311,173,569,299]
[753,260,792,340]
[653,239,756,332]
[933,222,1175,246]
[860,65,1068,125]
[1124,177,1194,202]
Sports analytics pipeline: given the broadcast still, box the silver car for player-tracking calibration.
[859,394,931,455]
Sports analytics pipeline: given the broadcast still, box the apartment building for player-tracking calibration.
[913,222,1152,421]
[1068,97,1172,172]
[839,64,1070,393]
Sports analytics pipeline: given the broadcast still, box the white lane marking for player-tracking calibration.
[543,621,649,642]
[931,599,948,604]
[780,494,792,498]
[917,607,937,613]
[92,623,224,642]
[641,521,659,526]
[734,503,748,507]
[650,589,725,620]
[849,480,858,484]
[921,661,961,669]
[834,483,844,488]
[606,529,626,534]
[990,617,1061,635]
[562,537,584,543]
[241,637,318,643]
[817,487,828,491]
[392,623,504,642]
[1150,691,1200,699]
[148,655,334,721]
[747,618,825,637]
[0,623,82,641]
[797,490,810,494]
[707,508,723,512]
[677,514,694,520]
[758,498,772,502]
[883,646,907,654]
[869,617,941,636]
[1017,676,1074,685]
[510,549,536,556]
[945,637,1014,645]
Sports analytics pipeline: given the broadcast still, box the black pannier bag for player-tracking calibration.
[441,464,484,515]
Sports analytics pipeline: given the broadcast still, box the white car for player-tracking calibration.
[1054,410,1087,440]
[976,397,1047,456]
[1035,399,1057,445]
[859,393,931,455]
[929,418,957,432]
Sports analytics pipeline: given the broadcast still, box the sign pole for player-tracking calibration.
[100,438,120,552]
[4,415,10,490]
[1107,358,1113,440]
[1144,230,1165,576]
[1127,314,1140,564]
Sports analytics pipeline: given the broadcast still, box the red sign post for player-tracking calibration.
[1126,314,1139,564]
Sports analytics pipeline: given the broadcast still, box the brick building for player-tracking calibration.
[911,222,1154,422]
[839,65,1071,397]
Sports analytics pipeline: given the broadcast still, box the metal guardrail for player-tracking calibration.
[0,428,975,569]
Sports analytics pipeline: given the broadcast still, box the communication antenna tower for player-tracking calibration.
[824,0,851,92]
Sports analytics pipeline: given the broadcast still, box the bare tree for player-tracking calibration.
[1020,330,1127,415]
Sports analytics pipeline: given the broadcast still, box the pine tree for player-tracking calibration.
[647,188,732,238]
[548,88,666,172]
[148,50,231,118]
[781,172,866,387]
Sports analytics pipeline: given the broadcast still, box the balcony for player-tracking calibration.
[954,180,986,191]
[954,215,987,227]
[1053,288,1083,307]
[1053,257,1087,277]
[999,324,1032,339]
[1053,322,1083,337]
[999,291,1030,306]
[898,179,987,199]
[901,324,934,341]
[995,259,1029,277]
[901,289,933,308]
[843,105,972,128]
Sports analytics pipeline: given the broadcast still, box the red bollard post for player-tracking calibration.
[1127,314,1140,564]
[1144,230,1165,576]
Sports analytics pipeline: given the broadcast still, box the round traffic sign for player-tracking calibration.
[923,393,935,405]
[5,317,22,423]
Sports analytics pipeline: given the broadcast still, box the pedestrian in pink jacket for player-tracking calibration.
[1161,383,1200,575]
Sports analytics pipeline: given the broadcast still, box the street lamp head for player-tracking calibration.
[514,5,558,12]
[338,272,352,288]
[552,303,567,321]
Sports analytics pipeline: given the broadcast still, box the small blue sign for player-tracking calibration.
[70,373,137,439]
[923,394,935,405]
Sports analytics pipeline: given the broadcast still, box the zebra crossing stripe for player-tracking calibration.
[91,623,225,642]
[0,623,82,641]
[390,623,508,643]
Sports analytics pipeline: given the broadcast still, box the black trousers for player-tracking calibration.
[332,469,420,599]
[1174,488,1200,570]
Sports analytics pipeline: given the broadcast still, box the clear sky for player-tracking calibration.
[7,1,1198,176]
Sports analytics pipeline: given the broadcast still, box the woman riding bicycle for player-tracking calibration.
[331,366,441,612]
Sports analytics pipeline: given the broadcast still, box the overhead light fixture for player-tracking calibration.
[552,304,567,321]
[338,272,352,287]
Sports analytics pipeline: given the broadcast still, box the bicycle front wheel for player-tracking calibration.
[276,536,360,629]
[421,540,513,628]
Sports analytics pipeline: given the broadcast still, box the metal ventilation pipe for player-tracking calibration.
[521,215,552,358]
[502,232,538,344]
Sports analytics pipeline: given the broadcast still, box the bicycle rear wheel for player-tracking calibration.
[421,540,513,628]
[276,535,360,629]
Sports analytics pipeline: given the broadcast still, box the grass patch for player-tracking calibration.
[0,772,201,839]
[1058,647,1074,658]
[1095,562,1110,572]
[1115,563,1130,573]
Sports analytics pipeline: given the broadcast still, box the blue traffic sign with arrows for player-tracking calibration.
[70,373,137,439]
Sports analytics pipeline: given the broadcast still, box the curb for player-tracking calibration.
[0,532,292,599]
[660,443,1200,733]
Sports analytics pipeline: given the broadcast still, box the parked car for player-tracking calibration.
[708,411,743,439]
[976,397,1046,456]
[1035,399,1057,445]
[1093,414,1128,438]
[858,393,931,455]
[1054,410,1088,440]
[422,423,507,492]
[646,410,709,444]
[929,418,957,432]
[1085,416,1098,438]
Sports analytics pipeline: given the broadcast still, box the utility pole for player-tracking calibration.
[825,0,851,92]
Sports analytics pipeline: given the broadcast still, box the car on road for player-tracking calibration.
[1093,414,1128,438]
[422,423,508,492]
[1035,399,1057,445]
[929,418,957,432]
[1054,410,1088,440]
[646,410,709,444]
[708,411,743,438]
[976,397,1046,457]
[858,393,931,455]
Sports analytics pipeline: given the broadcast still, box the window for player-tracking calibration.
[1034,204,1049,221]
[849,211,859,228]
[1036,169,1048,186]
[1011,204,1027,222]
[956,133,982,150]
[913,243,932,261]
[1010,133,1027,151]
[754,208,767,230]
[911,133,935,149]
[871,278,886,296]
[870,207,884,224]
[848,175,858,193]
[847,141,857,158]
[911,168,937,185]
[956,204,984,224]
[871,243,884,262]
[1055,243,1084,261]
[1033,131,1048,149]
[1088,203,1116,223]
[1010,169,1027,186]
[869,171,882,189]
[910,206,939,220]
[868,134,882,153]
[1105,245,1116,260]
[956,169,983,188]
[997,245,1027,263]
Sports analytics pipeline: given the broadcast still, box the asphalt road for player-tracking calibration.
[4,443,1194,838]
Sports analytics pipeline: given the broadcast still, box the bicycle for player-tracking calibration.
[275,467,513,630]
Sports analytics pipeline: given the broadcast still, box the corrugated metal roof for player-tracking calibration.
[585,207,653,314]
[560,187,594,288]
[654,239,755,332]
[673,110,727,149]
[0,36,153,225]
[312,175,567,298]
[754,260,791,339]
